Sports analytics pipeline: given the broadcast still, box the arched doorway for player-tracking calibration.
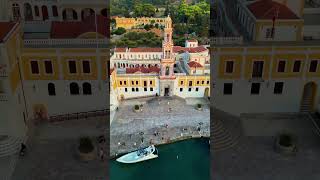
[62,8,77,21]
[300,82,317,112]
[81,8,94,20]
[24,3,33,21]
[12,4,21,21]
[204,87,210,97]
[101,8,107,18]
[42,6,48,20]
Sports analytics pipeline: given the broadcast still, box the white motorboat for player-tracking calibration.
[116,145,158,164]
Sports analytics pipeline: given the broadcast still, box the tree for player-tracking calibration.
[133,3,156,17]
[113,27,126,35]
[144,24,151,31]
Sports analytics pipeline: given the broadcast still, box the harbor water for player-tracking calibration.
[110,138,210,180]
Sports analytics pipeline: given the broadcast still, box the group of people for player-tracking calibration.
[98,135,106,162]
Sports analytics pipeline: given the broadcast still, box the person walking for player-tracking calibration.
[99,147,104,162]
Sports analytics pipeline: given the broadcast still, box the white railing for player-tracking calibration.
[23,20,51,25]
[117,73,158,76]
[0,94,8,101]
[0,64,7,77]
[175,73,187,76]
[212,36,243,45]
[304,8,320,14]
[24,38,108,46]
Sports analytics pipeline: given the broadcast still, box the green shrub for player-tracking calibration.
[134,105,140,110]
[78,137,94,153]
[197,104,202,108]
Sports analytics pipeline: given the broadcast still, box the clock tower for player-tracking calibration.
[159,15,176,96]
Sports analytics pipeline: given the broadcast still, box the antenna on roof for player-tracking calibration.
[94,13,98,49]
[271,6,279,39]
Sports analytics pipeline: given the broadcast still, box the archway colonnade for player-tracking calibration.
[11,2,108,22]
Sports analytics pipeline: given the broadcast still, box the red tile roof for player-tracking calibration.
[0,22,17,43]
[129,47,162,52]
[247,0,299,19]
[188,61,203,68]
[51,15,109,39]
[126,67,160,74]
[173,46,207,53]
[186,39,198,42]
[110,68,115,75]
[114,47,127,52]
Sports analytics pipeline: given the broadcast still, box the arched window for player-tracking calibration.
[48,83,56,96]
[70,82,79,95]
[83,82,92,95]
[34,6,39,17]
[165,66,170,76]
[42,6,48,20]
[12,4,21,20]
[52,5,58,17]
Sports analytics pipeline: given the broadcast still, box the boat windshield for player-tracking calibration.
[137,149,146,156]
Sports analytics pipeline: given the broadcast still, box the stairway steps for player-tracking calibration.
[0,137,23,157]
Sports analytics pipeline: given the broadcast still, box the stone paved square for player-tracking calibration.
[212,113,320,180]
[110,97,210,156]
[11,117,108,180]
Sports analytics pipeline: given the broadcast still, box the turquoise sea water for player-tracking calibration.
[110,138,210,180]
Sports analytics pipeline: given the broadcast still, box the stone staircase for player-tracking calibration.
[211,108,242,151]
[0,136,24,158]
[300,88,314,112]
[308,113,320,137]
[0,155,19,180]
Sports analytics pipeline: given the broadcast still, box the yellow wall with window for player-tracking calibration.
[61,56,97,80]
[21,56,59,80]
[218,55,242,79]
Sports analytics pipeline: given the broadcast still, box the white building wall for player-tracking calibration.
[23,80,107,116]
[173,79,208,98]
[0,84,27,137]
[116,78,160,99]
[213,79,320,116]
[258,25,298,41]
[304,25,320,40]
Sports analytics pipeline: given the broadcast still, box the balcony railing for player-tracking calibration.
[175,73,187,76]
[24,38,108,46]
[0,93,8,102]
[0,64,7,77]
[49,109,109,123]
[212,36,243,45]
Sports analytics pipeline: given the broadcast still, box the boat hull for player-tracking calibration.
[116,145,158,164]
[116,154,158,164]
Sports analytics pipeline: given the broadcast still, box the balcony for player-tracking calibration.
[212,36,243,45]
[248,77,265,83]
[0,64,8,77]
[0,93,8,102]
[24,38,109,48]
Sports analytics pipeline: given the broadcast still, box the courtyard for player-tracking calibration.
[10,116,108,180]
[110,96,210,156]
[212,111,320,180]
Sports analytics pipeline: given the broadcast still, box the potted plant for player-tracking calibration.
[274,133,297,156]
[133,104,141,112]
[196,104,203,111]
[77,136,96,161]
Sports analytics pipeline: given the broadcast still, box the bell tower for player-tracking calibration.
[159,15,176,96]
[160,15,175,79]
